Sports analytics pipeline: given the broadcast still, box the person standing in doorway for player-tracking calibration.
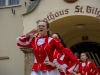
[78,52,100,75]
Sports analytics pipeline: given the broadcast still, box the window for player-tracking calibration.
[0,0,6,7]
[0,0,20,7]
[9,0,20,5]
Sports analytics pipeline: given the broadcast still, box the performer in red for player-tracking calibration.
[78,52,100,75]
[52,33,79,75]
[16,20,78,75]
[52,33,67,75]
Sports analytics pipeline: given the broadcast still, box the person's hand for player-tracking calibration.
[26,29,38,38]
[70,73,74,75]
[58,68,63,72]
[44,60,56,67]
[70,71,76,75]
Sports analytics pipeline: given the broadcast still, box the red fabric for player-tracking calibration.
[17,35,33,48]
[17,35,78,71]
[60,72,65,75]
[53,46,79,75]
[78,61,99,75]
[32,63,55,71]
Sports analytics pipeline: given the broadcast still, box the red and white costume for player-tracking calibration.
[53,38,79,75]
[16,34,78,75]
[53,48,80,75]
[78,61,100,75]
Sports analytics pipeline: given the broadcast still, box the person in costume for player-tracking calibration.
[52,33,79,75]
[16,20,78,75]
[78,52,99,75]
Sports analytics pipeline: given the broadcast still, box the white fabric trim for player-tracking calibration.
[60,54,65,61]
[34,53,50,63]
[96,73,99,75]
[71,71,78,75]
[86,72,87,75]
[44,56,50,62]
[34,56,37,63]
[82,62,86,67]
[31,68,60,75]
[48,37,53,43]
[37,38,45,46]
[53,59,68,74]
[74,64,79,71]
[43,37,53,51]
[16,36,33,46]
[77,73,81,75]
[68,64,76,72]
[87,62,90,65]
[90,69,92,72]
[36,37,53,46]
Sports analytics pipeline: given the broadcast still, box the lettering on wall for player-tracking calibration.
[36,5,100,23]
[64,0,77,3]
[75,5,100,18]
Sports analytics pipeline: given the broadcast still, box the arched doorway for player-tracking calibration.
[71,42,100,68]
[50,15,100,68]
[50,15,100,47]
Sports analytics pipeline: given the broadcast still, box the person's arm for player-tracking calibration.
[16,29,38,48]
[53,50,62,59]
[16,35,33,48]
[44,60,56,67]
[52,38,79,74]
[71,62,82,75]
[90,62,99,75]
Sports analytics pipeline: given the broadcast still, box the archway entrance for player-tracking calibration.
[50,15,100,47]
[71,42,100,68]
[50,15,100,68]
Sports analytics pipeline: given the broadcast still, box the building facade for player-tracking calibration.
[23,0,100,69]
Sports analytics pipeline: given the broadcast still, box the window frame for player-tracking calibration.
[0,0,21,8]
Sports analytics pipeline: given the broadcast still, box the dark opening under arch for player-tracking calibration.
[71,42,100,68]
